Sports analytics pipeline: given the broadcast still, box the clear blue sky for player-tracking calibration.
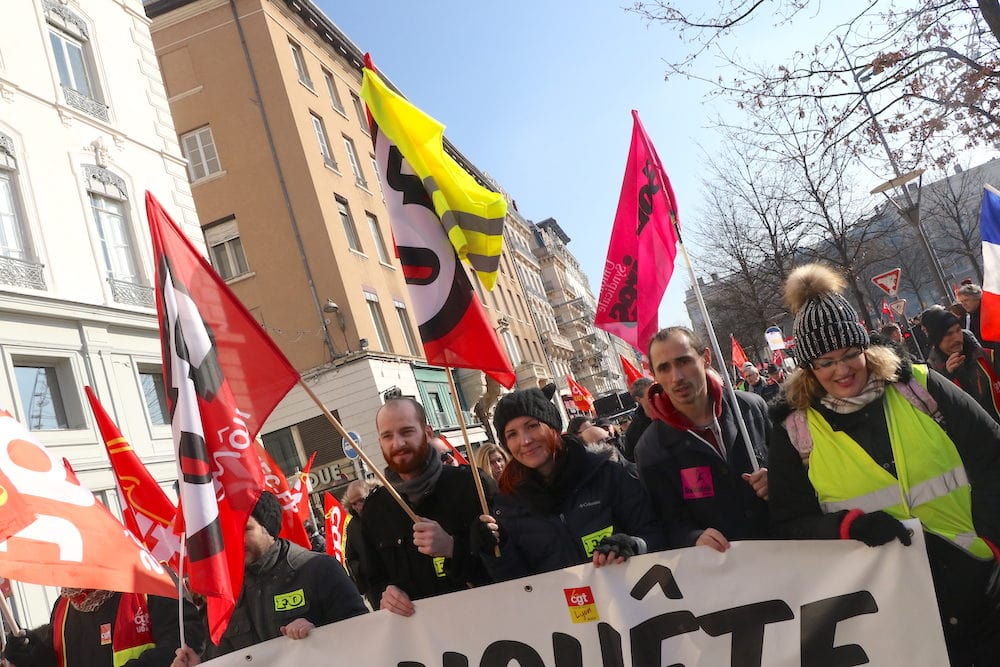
[315,2,858,338]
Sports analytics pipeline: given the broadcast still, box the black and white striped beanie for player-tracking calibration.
[792,292,869,366]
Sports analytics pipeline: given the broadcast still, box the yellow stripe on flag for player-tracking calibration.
[360,67,506,290]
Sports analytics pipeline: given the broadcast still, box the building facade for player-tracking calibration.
[0,0,204,627]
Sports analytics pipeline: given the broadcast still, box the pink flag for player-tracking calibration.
[596,111,680,351]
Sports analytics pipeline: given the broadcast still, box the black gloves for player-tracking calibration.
[593,533,646,560]
[469,516,499,555]
[848,511,912,547]
[3,625,56,667]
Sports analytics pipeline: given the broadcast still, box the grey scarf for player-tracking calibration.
[385,445,443,503]
[820,376,886,414]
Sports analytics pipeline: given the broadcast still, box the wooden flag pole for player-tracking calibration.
[445,368,499,557]
[297,379,419,523]
[445,369,490,518]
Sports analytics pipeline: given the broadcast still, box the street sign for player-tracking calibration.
[889,299,907,319]
[765,326,786,350]
[341,431,361,459]
[871,268,902,297]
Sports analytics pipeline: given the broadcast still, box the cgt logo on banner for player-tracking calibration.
[206,521,948,666]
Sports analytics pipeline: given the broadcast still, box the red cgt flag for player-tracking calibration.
[595,110,681,352]
[288,451,317,525]
[323,491,347,565]
[254,442,311,550]
[567,376,595,413]
[147,192,300,642]
[731,335,750,369]
[0,410,175,596]
[361,64,515,389]
[85,387,182,571]
[619,354,645,386]
[881,298,895,322]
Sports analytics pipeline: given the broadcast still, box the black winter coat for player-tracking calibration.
[486,437,665,581]
[622,406,652,462]
[635,390,770,547]
[357,465,495,608]
[768,362,1000,655]
[209,539,367,658]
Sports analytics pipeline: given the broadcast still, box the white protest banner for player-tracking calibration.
[205,524,948,666]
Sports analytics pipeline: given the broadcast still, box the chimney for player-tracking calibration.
[710,272,719,281]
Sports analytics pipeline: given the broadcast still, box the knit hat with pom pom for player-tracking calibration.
[785,264,869,367]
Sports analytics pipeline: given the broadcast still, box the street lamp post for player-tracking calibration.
[837,37,952,303]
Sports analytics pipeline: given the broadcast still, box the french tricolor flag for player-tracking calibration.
[980,185,1000,341]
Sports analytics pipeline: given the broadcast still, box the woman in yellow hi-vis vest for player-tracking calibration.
[769,264,1000,667]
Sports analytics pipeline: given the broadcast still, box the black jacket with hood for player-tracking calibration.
[487,436,665,581]
[634,372,770,547]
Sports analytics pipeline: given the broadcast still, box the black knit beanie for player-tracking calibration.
[920,305,960,346]
[493,388,563,449]
[251,491,283,538]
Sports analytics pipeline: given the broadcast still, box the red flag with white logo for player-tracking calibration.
[567,376,595,413]
[85,387,182,571]
[254,441,310,550]
[323,491,347,564]
[147,192,300,642]
[0,410,175,595]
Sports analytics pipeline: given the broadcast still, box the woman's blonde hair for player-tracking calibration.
[782,345,902,411]
[474,442,508,480]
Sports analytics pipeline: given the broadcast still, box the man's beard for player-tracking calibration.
[387,437,430,476]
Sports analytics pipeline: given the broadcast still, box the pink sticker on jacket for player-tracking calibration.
[680,467,714,499]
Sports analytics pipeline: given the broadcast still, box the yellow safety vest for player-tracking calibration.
[807,365,992,560]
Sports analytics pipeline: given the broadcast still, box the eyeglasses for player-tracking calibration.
[811,348,864,371]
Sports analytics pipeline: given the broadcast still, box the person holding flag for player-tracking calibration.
[170,492,367,666]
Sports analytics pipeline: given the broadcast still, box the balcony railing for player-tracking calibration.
[0,256,45,289]
[109,277,154,308]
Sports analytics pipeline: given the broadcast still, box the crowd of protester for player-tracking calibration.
[8,267,1000,667]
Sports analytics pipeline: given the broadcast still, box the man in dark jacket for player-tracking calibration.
[921,305,1000,423]
[635,326,770,551]
[170,492,367,665]
[358,397,495,617]
[622,378,653,462]
[736,363,780,403]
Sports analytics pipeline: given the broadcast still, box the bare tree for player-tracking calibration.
[629,1,1000,168]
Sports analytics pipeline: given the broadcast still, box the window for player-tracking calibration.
[394,300,420,356]
[180,127,222,182]
[350,92,369,134]
[0,142,28,261]
[50,29,93,98]
[502,330,521,366]
[289,40,312,87]
[14,362,72,430]
[337,196,362,252]
[138,366,169,426]
[370,155,380,186]
[343,136,367,187]
[204,217,250,281]
[261,426,301,477]
[323,69,345,113]
[90,193,140,283]
[366,213,390,263]
[310,113,336,169]
[364,291,391,351]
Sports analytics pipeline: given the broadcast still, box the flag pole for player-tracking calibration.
[444,368,499,557]
[674,233,761,471]
[0,589,22,638]
[296,379,420,523]
[177,532,186,650]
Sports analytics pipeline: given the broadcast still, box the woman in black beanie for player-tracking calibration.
[484,388,665,581]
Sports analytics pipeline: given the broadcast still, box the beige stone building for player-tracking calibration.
[146,0,570,488]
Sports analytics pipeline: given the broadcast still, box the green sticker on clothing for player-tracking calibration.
[433,556,446,577]
[274,588,306,611]
[581,526,614,557]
